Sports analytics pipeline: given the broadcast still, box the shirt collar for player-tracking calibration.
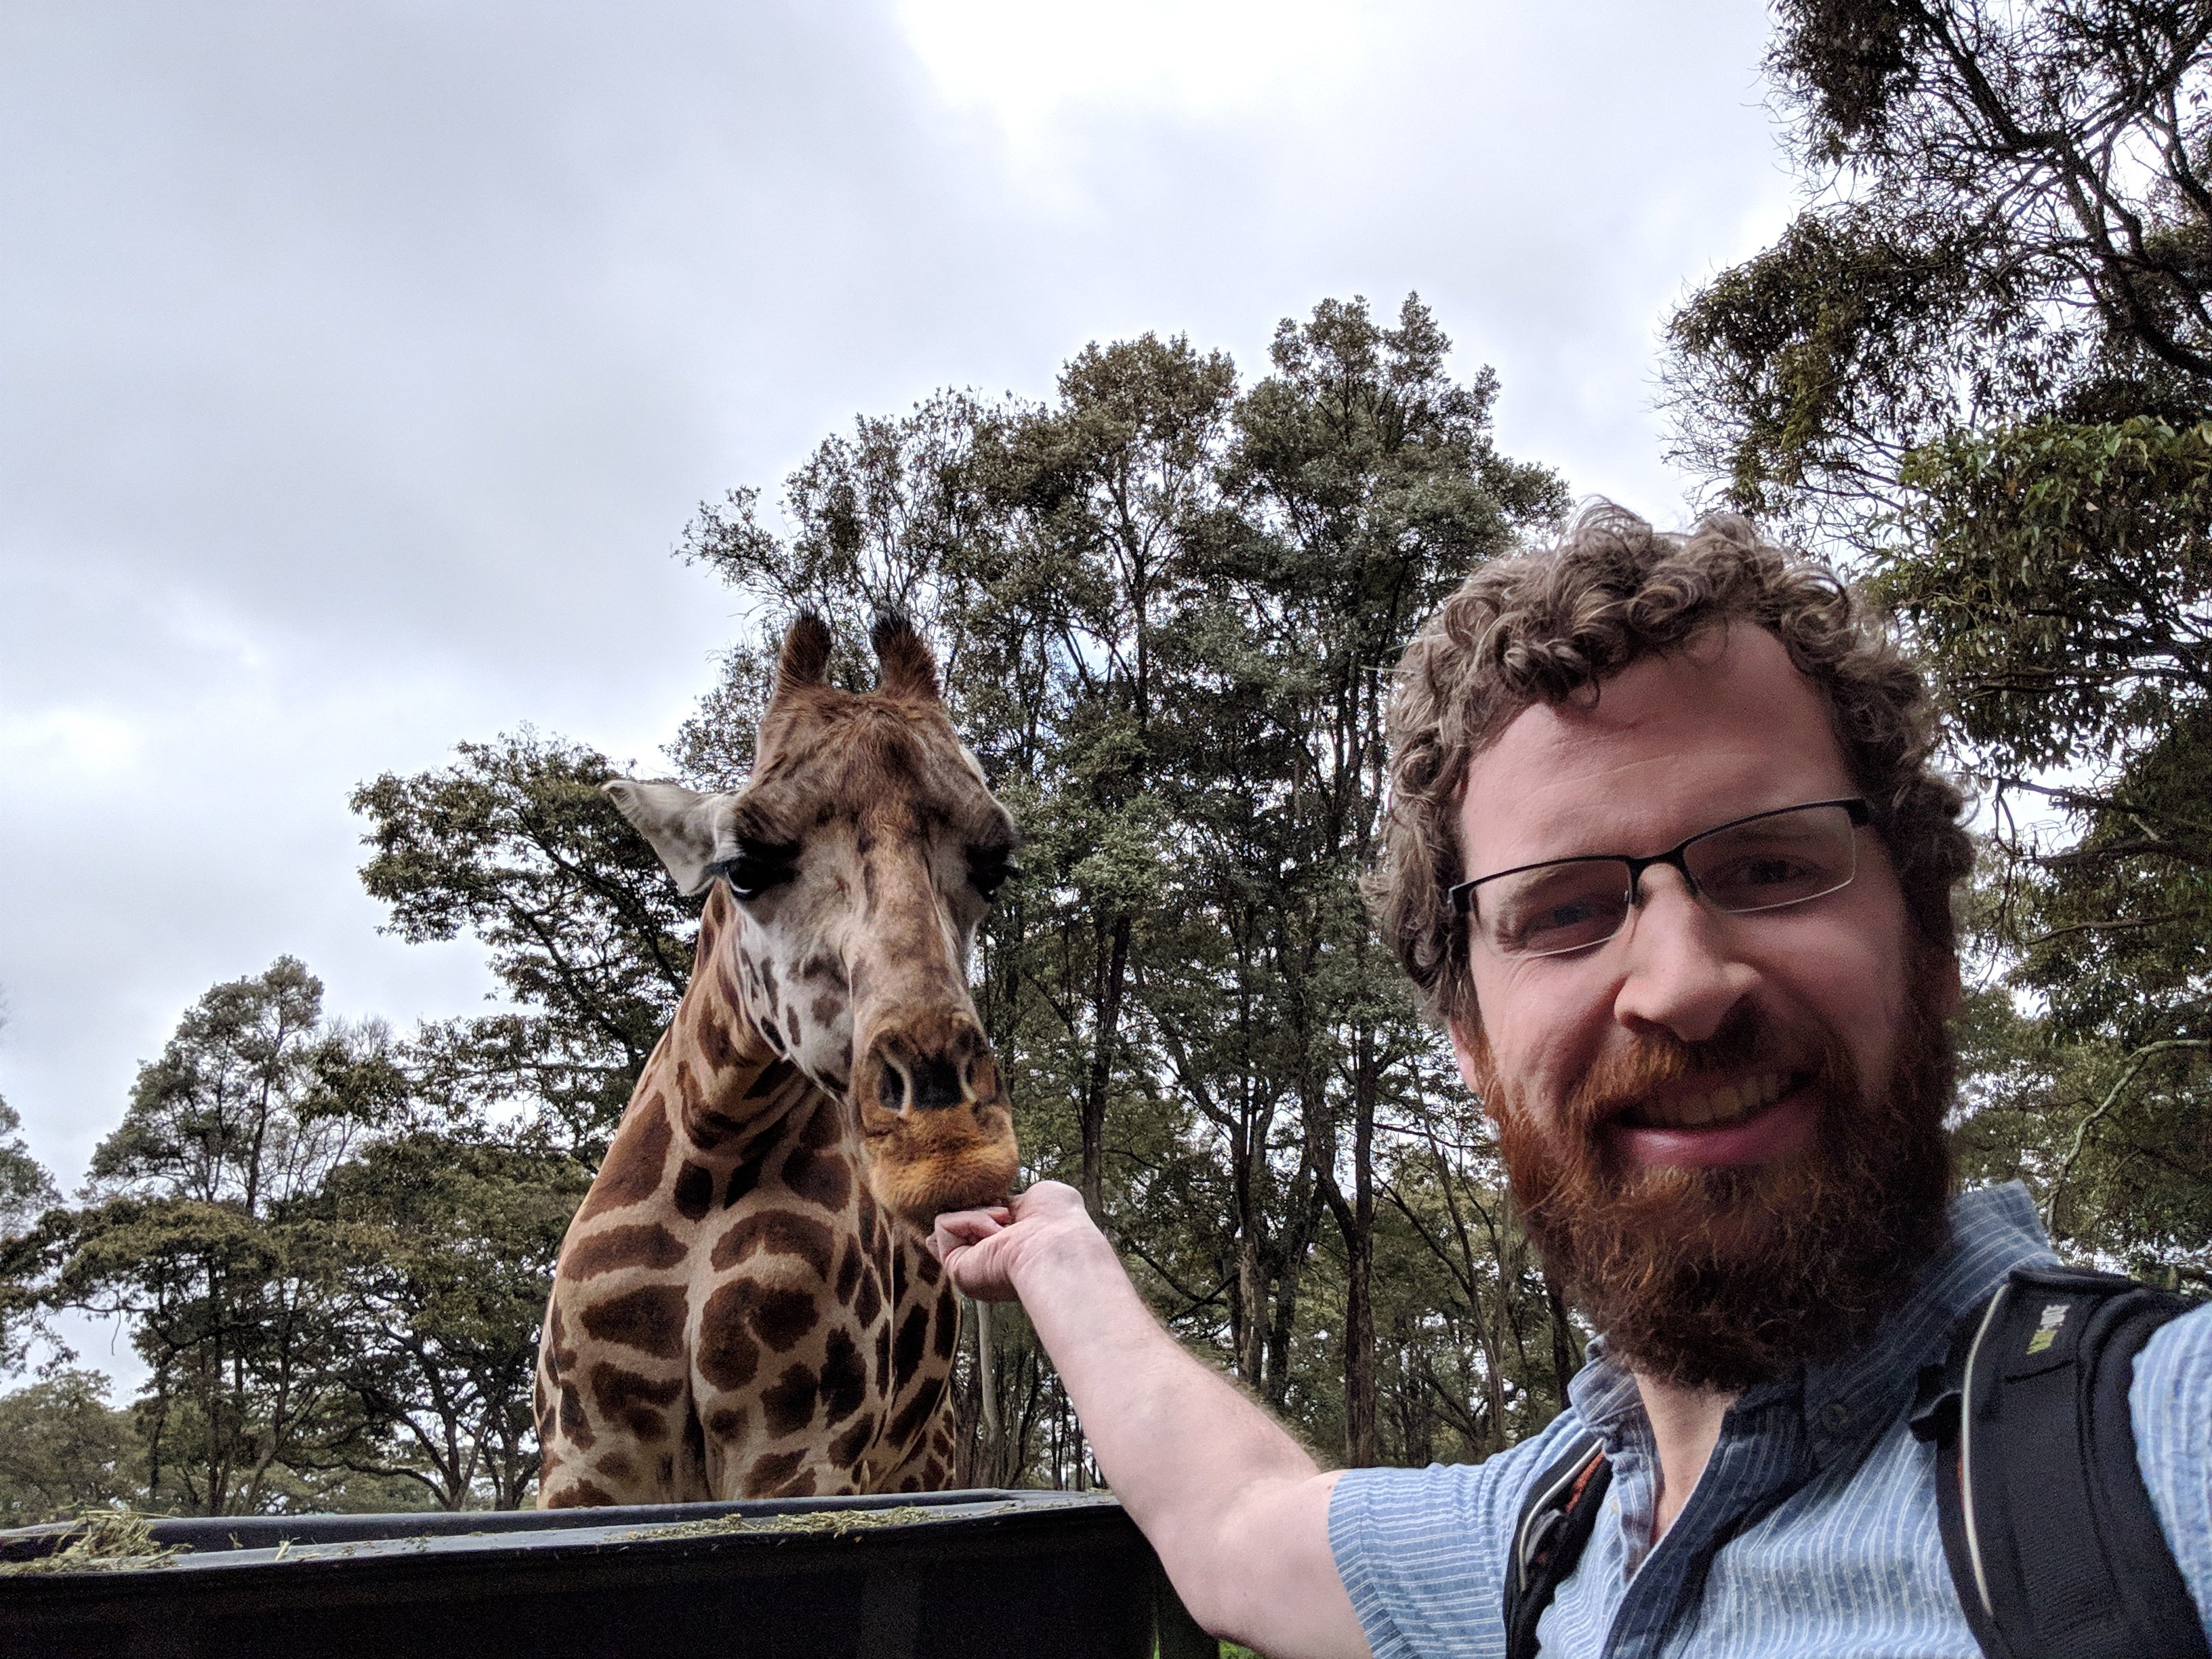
[1566,1181,2059,1458]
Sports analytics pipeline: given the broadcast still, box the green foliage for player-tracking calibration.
[1667,0,2212,539]
[352,733,697,1157]
[1886,417,2212,776]
[0,1095,61,1372]
[0,1095,58,1240]
[311,1132,590,1509]
[7,960,592,1515]
[0,1370,142,1525]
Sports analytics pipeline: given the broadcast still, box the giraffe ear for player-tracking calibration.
[605,779,738,897]
[777,614,833,692]
[872,613,940,702]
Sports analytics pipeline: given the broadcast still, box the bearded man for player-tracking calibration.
[932,505,2212,1658]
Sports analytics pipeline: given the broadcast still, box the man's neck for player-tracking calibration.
[1634,1372,1737,1542]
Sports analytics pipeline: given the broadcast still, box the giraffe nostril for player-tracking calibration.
[880,1065,908,1111]
[911,1057,963,1111]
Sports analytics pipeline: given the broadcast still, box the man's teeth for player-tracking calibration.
[1629,1071,1789,1130]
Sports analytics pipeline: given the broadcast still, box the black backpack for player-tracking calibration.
[1502,1266,2207,1659]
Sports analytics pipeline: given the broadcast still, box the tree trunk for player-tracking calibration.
[1342,1025,1378,1468]
[1546,1271,1582,1407]
[1078,914,1132,1218]
[1315,1027,1379,1468]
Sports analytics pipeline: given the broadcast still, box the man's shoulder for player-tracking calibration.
[1326,1408,1594,1658]
[1332,1406,1593,1529]
[2132,1298,2212,1637]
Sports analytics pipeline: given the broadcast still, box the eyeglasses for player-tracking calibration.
[1450,798,1872,960]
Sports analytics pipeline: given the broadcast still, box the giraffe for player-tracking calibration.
[534,613,1021,1507]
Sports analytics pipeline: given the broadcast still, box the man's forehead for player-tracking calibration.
[1458,626,1853,866]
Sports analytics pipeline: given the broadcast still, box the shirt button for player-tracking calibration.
[1821,1402,1854,1433]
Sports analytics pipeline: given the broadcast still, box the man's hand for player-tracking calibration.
[932,1180,1094,1303]
[929,1179,1369,1659]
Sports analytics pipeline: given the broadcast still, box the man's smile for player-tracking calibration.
[1603,1069,1822,1168]
[1616,1068,1796,1129]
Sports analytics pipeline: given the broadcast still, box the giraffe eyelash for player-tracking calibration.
[966,847,1019,901]
[716,840,800,900]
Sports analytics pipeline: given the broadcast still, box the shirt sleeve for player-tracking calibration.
[2133,1299,2212,1649]
[1327,1418,1580,1659]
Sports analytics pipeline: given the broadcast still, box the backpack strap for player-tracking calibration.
[1502,1429,1611,1659]
[1910,1264,2207,1659]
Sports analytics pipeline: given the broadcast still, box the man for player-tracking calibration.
[931,505,2212,1658]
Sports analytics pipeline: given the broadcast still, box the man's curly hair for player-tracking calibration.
[1373,501,1973,1025]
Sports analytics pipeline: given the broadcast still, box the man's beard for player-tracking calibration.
[1479,951,1957,1393]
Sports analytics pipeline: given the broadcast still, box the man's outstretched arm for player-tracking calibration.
[933,1181,1371,1659]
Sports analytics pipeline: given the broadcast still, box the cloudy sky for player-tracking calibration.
[0,0,1793,1206]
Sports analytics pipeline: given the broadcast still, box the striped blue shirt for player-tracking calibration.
[1330,1183,2212,1657]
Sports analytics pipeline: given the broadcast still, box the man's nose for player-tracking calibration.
[1610,866,1759,1044]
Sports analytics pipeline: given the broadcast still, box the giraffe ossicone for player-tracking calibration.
[535,613,1019,1507]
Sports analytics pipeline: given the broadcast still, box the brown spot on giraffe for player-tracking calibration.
[535,614,1018,1507]
[563,1223,689,1280]
[712,1210,837,1281]
[579,1284,690,1358]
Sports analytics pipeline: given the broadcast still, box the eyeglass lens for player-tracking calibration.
[1472,802,1862,960]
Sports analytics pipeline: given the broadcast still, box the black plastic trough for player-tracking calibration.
[0,1488,1217,1658]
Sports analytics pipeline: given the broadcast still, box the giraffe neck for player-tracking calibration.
[650,884,813,1162]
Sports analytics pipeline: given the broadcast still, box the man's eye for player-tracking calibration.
[967,848,1019,900]
[1511,899,1610,949]
[723,842,800,899]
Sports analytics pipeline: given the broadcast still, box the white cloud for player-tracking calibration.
[894,0,1382,131]
[0,707,145,781]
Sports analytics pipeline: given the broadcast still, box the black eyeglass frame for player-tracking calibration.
[1447,797,1874,931]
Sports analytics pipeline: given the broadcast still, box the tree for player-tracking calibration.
[1214,294,1563,1464]
[0,1094,60,1372]
[30,960,387,1513]
[1666,0,2212,534]
[314,1131,588,1509]
[0,1094,58,1239]
[352,733,697,1158]
[0,1370,142,1525]
[1660,0,2212,1280]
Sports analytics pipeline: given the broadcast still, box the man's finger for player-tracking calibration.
[930,1209,1006,1261]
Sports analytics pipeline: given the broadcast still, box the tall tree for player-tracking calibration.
[37,960,388,1513]
[314,1130,588,1509]
[352,733,696,1158]
[0,1095,60,1373]
[0,1370,142,1524]
[672,298,1564,1474]
[1212,294,1563,1463]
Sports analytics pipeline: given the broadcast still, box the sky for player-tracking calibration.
[0,1,1797,1215]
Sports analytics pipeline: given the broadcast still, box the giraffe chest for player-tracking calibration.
[684,1158,958,1471]
[546,1092,962,1502]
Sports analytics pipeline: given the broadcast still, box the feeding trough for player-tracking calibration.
[0,1488,1216,1658]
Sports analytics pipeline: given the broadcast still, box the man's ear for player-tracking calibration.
[1446,1015,1490,1103]
[605,779,737,897]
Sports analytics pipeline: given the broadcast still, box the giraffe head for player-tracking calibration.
[608,615,1019,1227]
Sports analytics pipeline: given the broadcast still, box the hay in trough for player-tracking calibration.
[627,1504,933,1543]
[0,1507,190,1576]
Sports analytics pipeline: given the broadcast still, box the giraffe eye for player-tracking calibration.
[720,840,799,900]
[967,847,1018,901]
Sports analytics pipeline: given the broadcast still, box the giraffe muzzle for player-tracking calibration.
[854,1017,1018,1223]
